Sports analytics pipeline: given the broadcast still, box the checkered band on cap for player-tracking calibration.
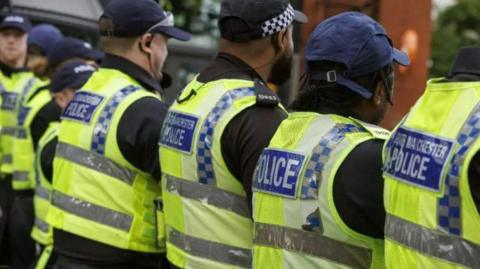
[261,4,294,37]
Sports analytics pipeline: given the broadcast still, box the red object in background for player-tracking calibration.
[300,0,432,130]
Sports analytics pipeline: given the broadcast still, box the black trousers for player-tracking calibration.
[0,175,14,266]
[9,193,36,269]
[53,253,171,269]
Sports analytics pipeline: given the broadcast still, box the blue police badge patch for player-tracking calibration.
[160,111,199,154]
[253,148,306,198]
[1,92,18,111]
[384,126,453,192]
[61,92,104,124]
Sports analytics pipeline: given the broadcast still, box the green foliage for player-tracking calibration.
[430,0,480,77]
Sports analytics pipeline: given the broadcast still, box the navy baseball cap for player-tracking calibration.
[51,61,95,93]
[28,24,63,56]
[0,14,31,33]
[305,12,410,99]
[219,0,307,42]
[100,0,191,41]
[48,37,104,68]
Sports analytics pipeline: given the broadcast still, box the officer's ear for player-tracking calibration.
[273,27,289,54]
[139,33,154,54]
[372,81,386,106]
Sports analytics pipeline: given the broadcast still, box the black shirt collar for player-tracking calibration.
[197,52,265,84]
[444,73,480,83]
[100,53,162,94]
[0,61,29,77]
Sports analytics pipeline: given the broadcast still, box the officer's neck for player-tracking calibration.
[219,40,274,82]
[314,106,380,125]
[108,51,156,80]
[0,54,25,70]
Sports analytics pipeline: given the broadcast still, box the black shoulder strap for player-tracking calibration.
[255,80,280,107]
[27,84,50,103]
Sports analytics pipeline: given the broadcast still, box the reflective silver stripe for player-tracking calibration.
[34,217,50,233]
[254,223,372,269]
[1,127,16,136]
[2,154,12,164]
[386,214,480,268]
[51,191,133,232]
[55,142,135,185]
[165,175,250,218]
[16,128,27,139]
[169,228,252,268]
[13,171,29,181]
[35,186,50,200]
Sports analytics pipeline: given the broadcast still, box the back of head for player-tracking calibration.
[97,12,136,55]
[218,0,306,54]
[97,0,191,82]
[28,24,63,56]
[446,47,480,82]
[219,0,306,41]
[290,61,393,117]
[48,37,103,72]
[27,24,63,77]
[98,0,191,55]
[51,60,95,94]
[291,12,409,122]
[51,60,96,110]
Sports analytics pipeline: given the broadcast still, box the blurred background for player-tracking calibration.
[0,0,474,129]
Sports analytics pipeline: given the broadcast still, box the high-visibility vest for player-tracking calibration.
[0,71,37,175]
[12,84,53,190]
[159,77,283,268]
[0,71,7,169]
[31,121,59,246]
[252,112,389,269]
[46,68,164,253]
[383,79,480,269]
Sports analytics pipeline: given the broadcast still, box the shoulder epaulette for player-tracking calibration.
[349,117,391,140]
[255,80,280,107]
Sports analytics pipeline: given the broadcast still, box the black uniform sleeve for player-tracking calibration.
[117,96,168,180]
[40,138,57,183]
[468,151,480,214]
[333,139,386,239]
[30,101,61,149]
[221,105,287,212]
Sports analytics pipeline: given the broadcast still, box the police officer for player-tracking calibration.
[0,13,32,265]
[47,37,104,73]
[9,23,63,269]
[159,0,306,268]
[383,48,480,268]
[45,0,191,268]
[26,24,63,79]
[32,60,95,269]
[252,12,409,268]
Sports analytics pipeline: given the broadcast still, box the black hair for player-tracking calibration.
[289,61,394,118]
[27,44,45,56]
[98,16,115,37]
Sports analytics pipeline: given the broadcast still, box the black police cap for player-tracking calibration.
[218,0,307,42]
